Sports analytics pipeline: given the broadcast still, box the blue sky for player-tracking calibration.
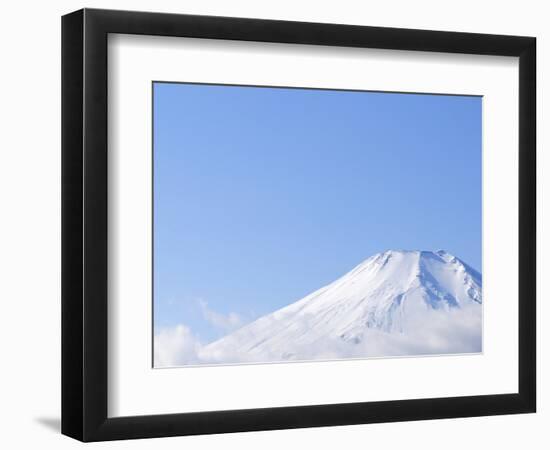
[153,82,481,343]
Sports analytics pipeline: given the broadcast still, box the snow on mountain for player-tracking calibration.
[197,250,482,365]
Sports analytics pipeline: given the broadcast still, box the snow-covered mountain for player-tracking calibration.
[199,250,482,364]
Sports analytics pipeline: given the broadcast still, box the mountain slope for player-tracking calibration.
[200,250,482,364]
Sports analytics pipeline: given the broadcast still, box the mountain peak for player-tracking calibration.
[377,249,453,258]
[201,249,482,363]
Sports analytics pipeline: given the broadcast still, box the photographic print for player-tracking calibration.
[153,82,482,368]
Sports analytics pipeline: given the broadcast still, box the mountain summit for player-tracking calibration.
[201,250,482,364]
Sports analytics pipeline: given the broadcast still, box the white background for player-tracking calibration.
[109,35,518,416]
[0,0,546,448]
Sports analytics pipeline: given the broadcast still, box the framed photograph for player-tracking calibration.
[61,8,536,442]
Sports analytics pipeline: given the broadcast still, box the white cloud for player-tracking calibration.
[153,324,203,367]
[198,299,244,333]
[154,304,481,367]
[153,300,248,367]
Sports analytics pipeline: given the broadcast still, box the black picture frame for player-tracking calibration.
[62,8,536,442]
